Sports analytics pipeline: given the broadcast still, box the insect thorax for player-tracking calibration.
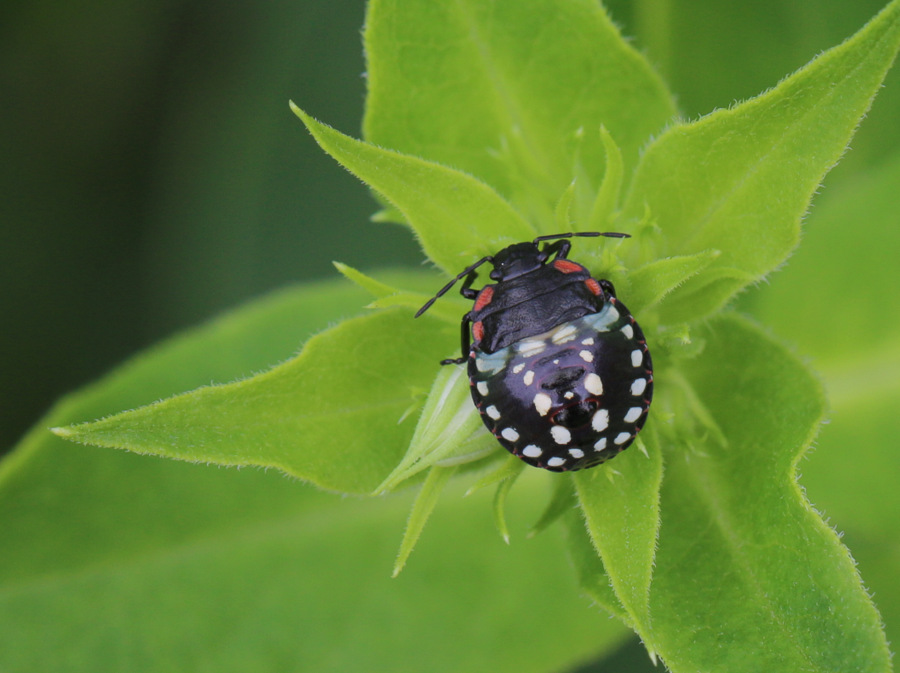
[474,269,601,353]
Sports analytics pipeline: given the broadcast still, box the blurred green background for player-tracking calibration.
[2,0,897,450]
[0,0,421,452]
[2,1,899,669]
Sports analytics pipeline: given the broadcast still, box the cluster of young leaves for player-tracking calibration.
[3,0,900,671]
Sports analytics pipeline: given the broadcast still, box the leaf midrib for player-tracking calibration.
[666,453,820,670]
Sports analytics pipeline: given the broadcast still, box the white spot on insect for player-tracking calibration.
[631,349,643,367]
[486,405,501,420]
[518,340,545,356]
[547,456,566,468]
[592,409,609,432]
[501,427,520,442]
[550,426,571,445]
[624,407,643,423]
[512,363,525,374]
[523,370,535,386]
[475,351,507,374]
[585,304,619,333]
[579,350,594,363]
[477,381,489,396]
[533,393,552,416]
[614,431,632,445]
[621,324,634,339]
[553,359,560,365]
[584,372,603,396]
[551,324,577,344]
[594,437,607,451]
[631,378,647,396]
[581,337,595,346]
[522,444,542,458]
[569,448,585,459]
[564,391,575,399]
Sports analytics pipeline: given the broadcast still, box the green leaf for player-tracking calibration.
[624,249,721,315]
[55,307,453,495]
[573,429,663,637]
[646,314,888,672]
[747,151,900,649]
[464,453,524,496]
[376,364,496,494]
[292,104,535,273]
[0,278,630,672]
[528,472,577,537]
[0,279,370,582]
[563,508,628,625]
[491,462,525,544]
[392,464,458,576]
[332,261,400,299]
[752,150,900,365]
[332,263,463,325]
[623,0,900,321]
[363,0,676,222]
[587,127,626,231]
[792,388,900,652]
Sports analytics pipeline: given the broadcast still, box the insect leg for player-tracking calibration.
[458,268,481,299]
[539,238,572,261]
[440,313,471,365]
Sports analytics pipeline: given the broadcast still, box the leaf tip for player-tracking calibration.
[288,99,303,117]
[50,425,74,439]
[289,102,322,134]
[636,438,650,459]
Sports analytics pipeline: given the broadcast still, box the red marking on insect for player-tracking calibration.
[585,278,602,296]
[474,286,494,311]
[553,259,583,274]
[472,321,485,342]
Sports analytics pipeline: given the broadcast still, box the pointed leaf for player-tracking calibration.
[573,427,663,634]
[333,261,400,299]
[749,152,900,649]
[587,127,626,231]
[376,364,495,493]
[625,249,721,314]
[292,105,535,273]
[393,464,458,576]
[528,473,577,537]
[623,0,900,320]
[491,464,524,544]
[648,314,889,672]
[0,278,630,672]
[465,454,524,496]
[563,509,629,625]
[56,309,453,495]
[364,0,676,218]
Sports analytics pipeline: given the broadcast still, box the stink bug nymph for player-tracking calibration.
[415,232,653,472]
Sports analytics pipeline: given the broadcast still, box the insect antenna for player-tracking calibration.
[415,255,493,318]
[532,231,630,244]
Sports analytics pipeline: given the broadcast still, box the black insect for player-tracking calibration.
[416,233,653,472]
